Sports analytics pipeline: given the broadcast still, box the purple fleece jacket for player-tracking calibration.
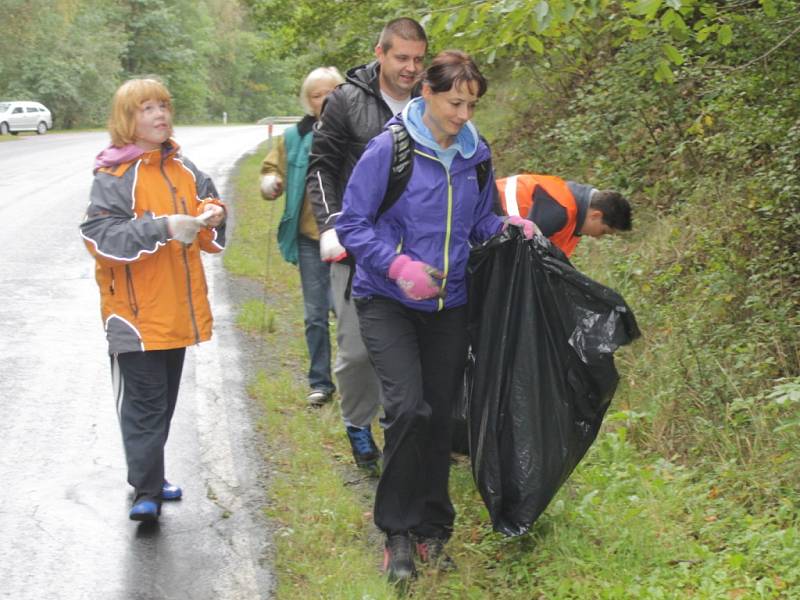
[336,113,503,312]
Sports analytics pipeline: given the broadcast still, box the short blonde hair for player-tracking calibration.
[108,77,173,147]
[299,67,344,115]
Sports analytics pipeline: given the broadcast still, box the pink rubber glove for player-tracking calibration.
[503,215,540,239]
[388,255,446,301]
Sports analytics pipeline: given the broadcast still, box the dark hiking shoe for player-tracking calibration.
[415,537,456,572]
[306,389,333,407]
[383,533,417,583]
[346,425,381,473]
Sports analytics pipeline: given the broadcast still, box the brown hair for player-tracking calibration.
[423,50,488,98]
[108,78,173,147]
[378,17,427,52]
[590,190,633,231]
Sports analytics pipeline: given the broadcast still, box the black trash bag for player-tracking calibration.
[450,350,474,456]
[466,229,641,536]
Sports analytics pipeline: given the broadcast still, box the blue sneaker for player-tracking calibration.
[346,425,381,471]
[129,499,160,522]
[161,481,182,501]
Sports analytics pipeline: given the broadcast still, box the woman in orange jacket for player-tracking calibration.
[80,78,226,522]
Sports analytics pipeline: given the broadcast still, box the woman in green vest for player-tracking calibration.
[260,66,344,406]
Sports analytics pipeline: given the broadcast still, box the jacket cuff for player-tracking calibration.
[157,216,170,240]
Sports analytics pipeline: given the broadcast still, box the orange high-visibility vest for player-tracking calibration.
[497,174,581,257]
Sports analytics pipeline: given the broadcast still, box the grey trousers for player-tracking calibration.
[330,261,382,428]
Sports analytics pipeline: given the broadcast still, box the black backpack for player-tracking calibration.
[375,123,500,220]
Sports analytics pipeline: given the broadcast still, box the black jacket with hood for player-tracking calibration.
[306,61,418,234]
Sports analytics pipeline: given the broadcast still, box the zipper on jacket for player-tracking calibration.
[180,196,202,344]
[181,197,200,344]
[160,159,202,345]
[414,149,453,311]
[440,169,454,312]
[125,265,139,317]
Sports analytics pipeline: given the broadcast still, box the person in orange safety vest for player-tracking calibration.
[496,174,632,257]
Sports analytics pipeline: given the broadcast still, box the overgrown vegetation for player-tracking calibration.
[240,0,800,533]
[220,3,799,596]
[465,2,800,512]
[228,132,798,596]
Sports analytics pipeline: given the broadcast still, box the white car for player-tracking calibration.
[0,101,53,135]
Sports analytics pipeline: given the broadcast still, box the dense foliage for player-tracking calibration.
[453,1,800,505]
[0,0,299,126]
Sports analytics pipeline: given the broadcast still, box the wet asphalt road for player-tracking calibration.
[0,126,282,599]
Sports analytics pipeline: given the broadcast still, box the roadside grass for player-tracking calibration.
[226,143,799,598]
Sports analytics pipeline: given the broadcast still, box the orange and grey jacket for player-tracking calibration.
[80,140,225,354]
[497,174,594,257]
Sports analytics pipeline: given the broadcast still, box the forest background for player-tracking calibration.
[3,0,798,596]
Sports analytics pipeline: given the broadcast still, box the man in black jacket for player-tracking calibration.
[305,19,427,482]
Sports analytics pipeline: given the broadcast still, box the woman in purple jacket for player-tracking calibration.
[336,50,535,583]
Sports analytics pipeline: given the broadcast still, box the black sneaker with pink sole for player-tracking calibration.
[383,533,417,583]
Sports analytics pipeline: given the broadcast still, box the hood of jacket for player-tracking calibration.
[93,139,180,174]
[402,96,479,167]
[345,61,383,100]
[346,61,423,104]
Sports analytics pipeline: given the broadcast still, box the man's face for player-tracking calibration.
[376,37,427,100]
[581,210,616,238]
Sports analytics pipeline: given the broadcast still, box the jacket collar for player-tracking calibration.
[387,113,488,174]
[140,139,180,165]
[346,61,421,101]
[574,193,590,236]
[402,97,478,160]
[297,114,317,136]
[93,138,180,173]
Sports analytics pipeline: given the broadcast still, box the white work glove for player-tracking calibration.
[166,214,205,244]
[197,204,225,228]
[260,175,283,200]
[319,228,348,262]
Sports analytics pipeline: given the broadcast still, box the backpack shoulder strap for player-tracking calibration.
[476,158,491,192]
[476,136,504,215]
[376,123,414,220]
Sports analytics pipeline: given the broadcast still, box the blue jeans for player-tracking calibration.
[297,235,334,393]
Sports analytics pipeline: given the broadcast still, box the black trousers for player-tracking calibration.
[111,348,185,502]
[356,296,469,538]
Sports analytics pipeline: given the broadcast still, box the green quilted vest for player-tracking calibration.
[277,124,313,265]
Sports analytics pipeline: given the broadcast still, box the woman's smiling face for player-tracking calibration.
[421,80,479,148]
